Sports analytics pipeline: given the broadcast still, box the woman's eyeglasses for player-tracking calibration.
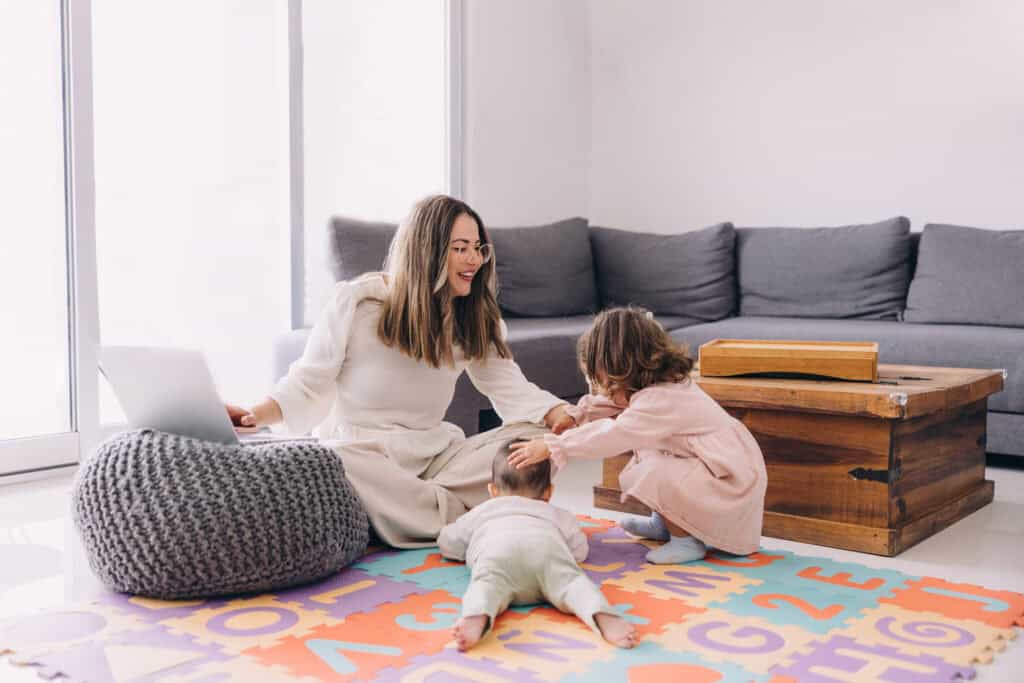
[450,240,493,264]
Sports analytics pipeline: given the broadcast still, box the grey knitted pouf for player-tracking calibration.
[72,429,369,599]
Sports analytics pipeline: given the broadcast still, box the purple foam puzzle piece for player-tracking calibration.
[32,624,231,683]
[769,635,976,683]
[582,526,651,582]
[98,591,228,625]
[276,568,431,619]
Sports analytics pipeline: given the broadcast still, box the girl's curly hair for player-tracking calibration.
[577,306,693,398]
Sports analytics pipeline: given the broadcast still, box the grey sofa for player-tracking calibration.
[273,217,1024,459]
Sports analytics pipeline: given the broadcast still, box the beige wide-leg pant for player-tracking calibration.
[461,530,612,635]
[329,422,549,548]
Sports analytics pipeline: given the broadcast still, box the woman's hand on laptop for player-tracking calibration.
[225,398,282,434]
[226,404,261,433]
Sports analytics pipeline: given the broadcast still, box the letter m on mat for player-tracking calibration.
[646,570,730,597]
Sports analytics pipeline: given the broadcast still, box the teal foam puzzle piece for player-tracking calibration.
[355,547,471,594]
[698,548,916,603]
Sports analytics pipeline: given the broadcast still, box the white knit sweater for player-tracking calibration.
[270,274,561,458]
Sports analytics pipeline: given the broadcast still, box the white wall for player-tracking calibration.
[588,0,1024,233]
[463,0,590,225]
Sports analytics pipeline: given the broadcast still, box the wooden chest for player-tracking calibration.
[593,364,1004,556]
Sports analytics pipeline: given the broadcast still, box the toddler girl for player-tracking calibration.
[509,306,767,564]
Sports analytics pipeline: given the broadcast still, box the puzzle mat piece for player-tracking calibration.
[881,577,1024,629]
[559,641,771,683]
[599,584,705,638]
[97,592,224,626]
[834,603,1018,667]
[276,568,430,620]
[162,654,321,683]
[581,527,655,582]
[163,595,343,654]
[769,634,976,682]
[459,608,618,682]
[699,548,916,603]
[355,548,470,594]
[371,648,549,683]
[709,577,877,635]
[245,589,461,682]
[575,514,617,537]
[649,606,822,675]
[605,561,761,609]
[0,603,146,664]
[29,623,231,683]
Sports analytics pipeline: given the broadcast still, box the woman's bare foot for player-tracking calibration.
[594,612,639,648]
[453,614,489,651]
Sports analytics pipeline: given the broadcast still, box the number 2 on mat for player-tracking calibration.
[752,593,844,620]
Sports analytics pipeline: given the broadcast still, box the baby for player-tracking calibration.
[438,447,637,650]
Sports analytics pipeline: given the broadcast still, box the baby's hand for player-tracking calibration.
[508,438,551,469]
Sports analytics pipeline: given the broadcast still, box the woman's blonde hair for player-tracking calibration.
[577,306,693,397]
[377,194,510,367]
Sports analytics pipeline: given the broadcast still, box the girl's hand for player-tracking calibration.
[543,404,575,434]
[508,438,552,469]
[551,413,577,435]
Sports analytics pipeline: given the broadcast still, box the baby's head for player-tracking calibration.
[578,305,693,402]
[490,446,553,501]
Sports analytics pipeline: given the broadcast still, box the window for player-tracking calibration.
[92,0,290,417]
[0,0,456,477]
[0,1,71,442]
[302,0,449,324]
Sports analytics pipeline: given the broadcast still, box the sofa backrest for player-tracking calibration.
[734,217,913,320]
[326,215,602,319]
[904,223,1024,327]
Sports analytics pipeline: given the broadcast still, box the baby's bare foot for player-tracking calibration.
[453,615,489,651]
[595,612,639,649]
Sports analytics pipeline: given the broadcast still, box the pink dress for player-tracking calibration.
[543,381,767,555]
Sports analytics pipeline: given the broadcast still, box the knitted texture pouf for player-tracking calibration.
[72,429,369,599]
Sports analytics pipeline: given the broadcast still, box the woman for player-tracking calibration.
[228,195,573,548]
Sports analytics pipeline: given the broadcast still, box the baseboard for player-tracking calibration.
[986,452,1024,470]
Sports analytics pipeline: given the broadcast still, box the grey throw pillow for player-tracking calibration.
[328,216,396,282]
[590,223,736,322]
[904,223,1024,327]
[737,217,912,319]
[490,217,599,317]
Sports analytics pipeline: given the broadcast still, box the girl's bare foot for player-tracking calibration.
[453,614,489,651]
[595,612,639,648]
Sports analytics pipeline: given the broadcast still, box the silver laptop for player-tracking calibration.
[99,346,243,444]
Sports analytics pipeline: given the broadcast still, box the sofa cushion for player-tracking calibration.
[489,218,599,317]
[670,316,1023,414]
[904,223,1024,327]
[590,223,736,322]
[736,217,912,320]
[328,216,396,282]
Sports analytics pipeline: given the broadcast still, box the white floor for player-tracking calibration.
[2,459,1023,681]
